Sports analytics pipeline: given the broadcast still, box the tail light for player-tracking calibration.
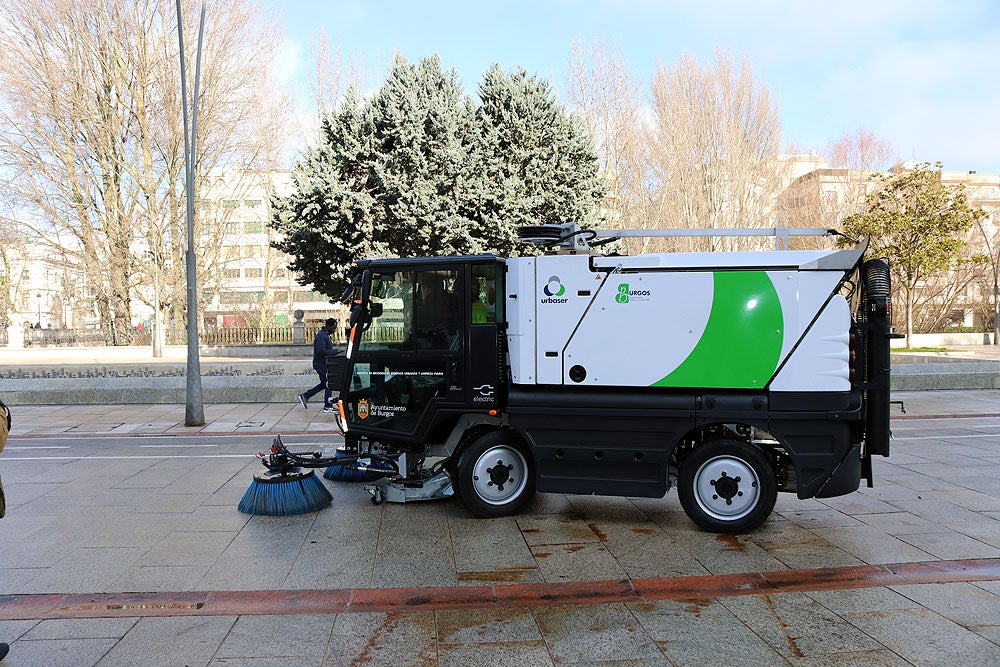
[849,326,859,383]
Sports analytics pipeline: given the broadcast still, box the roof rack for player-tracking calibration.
[517,223,851,253]
[594,227,844,251]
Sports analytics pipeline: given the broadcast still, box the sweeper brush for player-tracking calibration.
[323,447,396,482]
[238,469,331,516]
[238,435,399,516]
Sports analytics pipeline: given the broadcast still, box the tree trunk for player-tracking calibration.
[906,286,915,349]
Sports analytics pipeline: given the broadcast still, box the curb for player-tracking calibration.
[1,356,999,404]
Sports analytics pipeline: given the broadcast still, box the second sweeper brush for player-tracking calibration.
[323,447,396,482]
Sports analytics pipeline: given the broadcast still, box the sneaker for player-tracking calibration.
[322,406,337,413]
[0,642,9,660]
[297,394,308,410]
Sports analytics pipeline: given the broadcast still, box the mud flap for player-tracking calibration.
[816,443,862,498]
[861,449,873,488]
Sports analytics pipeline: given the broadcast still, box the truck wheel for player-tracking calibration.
[678,439,777,533]
[457,431,535,517]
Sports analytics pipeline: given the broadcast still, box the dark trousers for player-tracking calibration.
[303,367,333,407]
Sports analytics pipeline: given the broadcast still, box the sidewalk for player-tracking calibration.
[2,388,996,439]
[0,390,998,664]
[8,400,342,438]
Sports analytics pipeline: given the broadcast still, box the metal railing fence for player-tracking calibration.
[17,326,321,347]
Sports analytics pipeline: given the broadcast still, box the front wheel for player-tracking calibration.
[677,439,777,534]
[456,431,535,517]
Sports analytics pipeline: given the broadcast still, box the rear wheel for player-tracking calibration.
[678,439,777,533]
[456,431,535,517]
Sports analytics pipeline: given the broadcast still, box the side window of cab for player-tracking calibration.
[471,264,498,325]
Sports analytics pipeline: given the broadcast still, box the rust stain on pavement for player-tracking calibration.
[1,558,997,621]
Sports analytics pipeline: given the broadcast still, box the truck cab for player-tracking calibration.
[342,256,507,446]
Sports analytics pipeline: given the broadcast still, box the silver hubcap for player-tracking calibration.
[471,445,528,505]
[692,455,760,521]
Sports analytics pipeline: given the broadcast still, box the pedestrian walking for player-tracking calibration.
[1,398,9,519]
[1,397,11,661]
[298,318,341,413]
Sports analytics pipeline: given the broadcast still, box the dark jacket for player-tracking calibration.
[312,328,338,370]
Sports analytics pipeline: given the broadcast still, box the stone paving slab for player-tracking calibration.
[0,390,998,664]
[3,582,1000,666]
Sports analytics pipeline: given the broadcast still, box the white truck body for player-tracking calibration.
[507,252,850,392]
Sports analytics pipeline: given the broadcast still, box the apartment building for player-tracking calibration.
[194,169,344,331]
[2,169,345,338]
[780,158,1000,329]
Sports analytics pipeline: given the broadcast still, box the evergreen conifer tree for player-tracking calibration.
[271,57,606,298]
[366,55,478,258]
[271,87,376,297]
[466,65,605,254]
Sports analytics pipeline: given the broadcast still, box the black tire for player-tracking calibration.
[677,439,777,534]
[456,431,535,517]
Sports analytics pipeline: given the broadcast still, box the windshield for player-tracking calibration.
[361,269,461,352]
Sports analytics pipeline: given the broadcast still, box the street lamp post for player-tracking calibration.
[176,0,206,425]
[149,248,163,358]
[36,292,41,328]
[992,252,999,346]
[976,217,1000,346]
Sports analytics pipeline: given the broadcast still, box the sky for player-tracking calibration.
[263,0,1000,174]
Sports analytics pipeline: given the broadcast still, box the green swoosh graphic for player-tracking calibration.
[653,271,783,389]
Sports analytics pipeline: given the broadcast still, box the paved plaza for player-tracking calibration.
[0,390,998,665]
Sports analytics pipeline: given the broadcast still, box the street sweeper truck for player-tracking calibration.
[255,224,898,533]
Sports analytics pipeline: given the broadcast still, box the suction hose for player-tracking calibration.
[863,258,891,299]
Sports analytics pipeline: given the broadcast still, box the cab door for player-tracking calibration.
[467,261,504,410]
[344,265,465,443]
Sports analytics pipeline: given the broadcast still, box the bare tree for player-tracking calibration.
[827,126,895,173]
[307,28,370,118]
[776,127,897,251]
[0,0,290,344]
[649,50,782,251]
[821,126,897,226]
[0,214,28,326]
[567,39,656,252]
[969,194,999,340]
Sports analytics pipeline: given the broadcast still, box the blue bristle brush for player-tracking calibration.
[238,468,332,516]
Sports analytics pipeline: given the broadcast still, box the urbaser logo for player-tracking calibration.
[541,276,568,303]
[543,276,565,297]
